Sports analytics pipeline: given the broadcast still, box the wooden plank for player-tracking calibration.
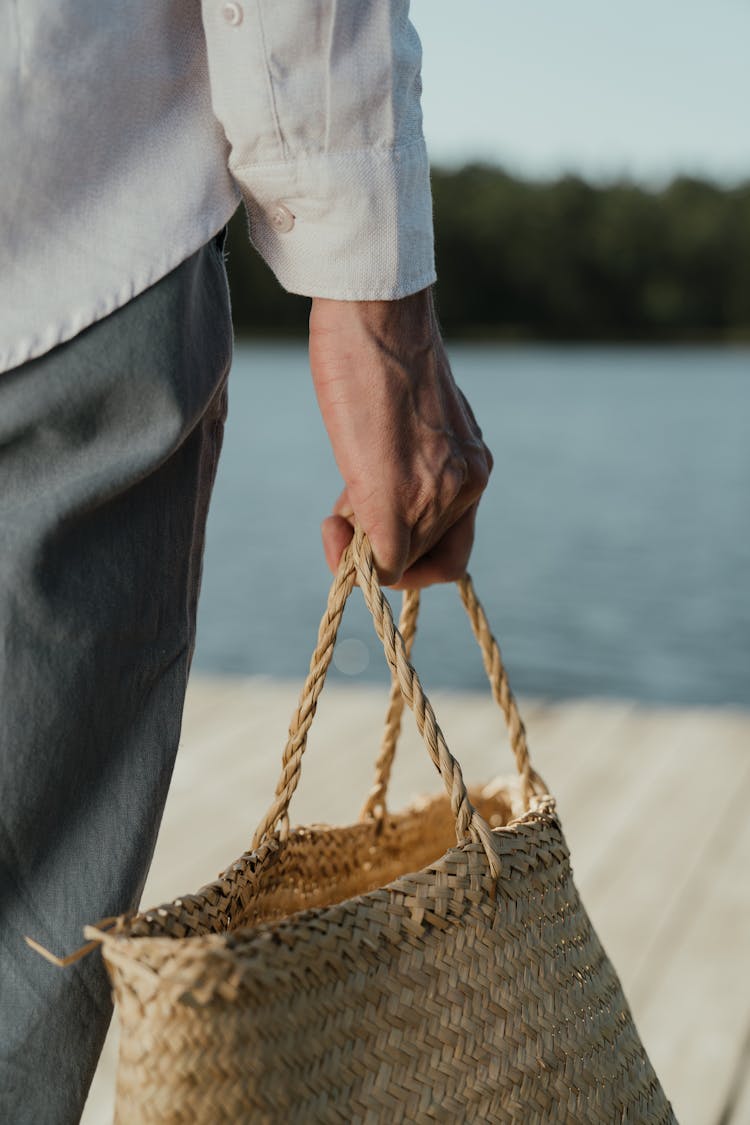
[523,697,637,818]
[549,706,689,889]
[140,682,302,901]
[179,673,254,727]
[577,709,750,985]
[81,1016,119,1125]
[724,1024,750,1125]
[632,780,750,1125]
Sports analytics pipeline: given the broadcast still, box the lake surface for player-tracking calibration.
[192,343,750,706]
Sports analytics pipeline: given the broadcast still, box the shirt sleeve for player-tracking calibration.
[200,0,436,300]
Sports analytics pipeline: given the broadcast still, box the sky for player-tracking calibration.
[410,0,748,186]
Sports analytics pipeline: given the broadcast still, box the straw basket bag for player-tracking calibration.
[31,528,675,1123]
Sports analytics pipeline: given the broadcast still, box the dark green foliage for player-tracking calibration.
[226,167,750,341]
[224,208,311,337]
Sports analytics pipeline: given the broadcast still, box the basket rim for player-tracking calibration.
[87,788,560,957]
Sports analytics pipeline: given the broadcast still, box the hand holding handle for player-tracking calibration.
[252,527,549,879]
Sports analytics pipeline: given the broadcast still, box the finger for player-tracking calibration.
[326,491,412,586]
[321,514,354,574]
[364,517,412,587]
[391,505,478,590]
[324,514,410,587]
[330,491,410,586]
[332,488,354,520]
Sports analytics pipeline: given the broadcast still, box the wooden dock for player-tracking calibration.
[82,677,750,1124]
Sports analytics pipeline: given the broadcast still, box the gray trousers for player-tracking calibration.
[0,234,233,1123]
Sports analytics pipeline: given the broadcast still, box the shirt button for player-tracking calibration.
[221,2,243,26]
[268,203,295,234]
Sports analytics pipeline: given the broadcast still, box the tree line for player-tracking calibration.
[224,165,750,342]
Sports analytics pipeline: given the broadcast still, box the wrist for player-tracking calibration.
[309,286,437,340]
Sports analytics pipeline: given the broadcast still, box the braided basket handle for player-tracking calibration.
[358,589,421,824]
[360,578,548,822]
[251,528,547,878]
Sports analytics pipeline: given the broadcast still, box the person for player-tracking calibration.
[0,3,492,1121]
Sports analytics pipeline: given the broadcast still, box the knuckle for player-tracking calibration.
[441,559,468,583]
[446,454,470,496]
[462,445,492,499]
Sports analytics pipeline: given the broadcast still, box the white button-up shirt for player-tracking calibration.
[0,1,436,373]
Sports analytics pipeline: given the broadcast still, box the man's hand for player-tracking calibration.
[309,287,493,588]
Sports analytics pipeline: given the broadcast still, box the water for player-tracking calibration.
[192,343,750,706]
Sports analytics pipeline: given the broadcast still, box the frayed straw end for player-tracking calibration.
[24,915,122,968]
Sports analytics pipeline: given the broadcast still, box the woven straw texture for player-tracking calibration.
[82,529,676,1124]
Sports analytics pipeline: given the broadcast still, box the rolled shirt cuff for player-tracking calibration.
[231,138,436,301]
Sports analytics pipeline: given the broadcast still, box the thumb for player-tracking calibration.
[321,514,354,574]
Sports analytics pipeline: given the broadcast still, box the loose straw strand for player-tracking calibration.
[24,915,124,968]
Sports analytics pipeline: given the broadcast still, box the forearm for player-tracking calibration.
[309,288,493,587]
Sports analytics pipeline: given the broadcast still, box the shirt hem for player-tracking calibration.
[0,206,239,375]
